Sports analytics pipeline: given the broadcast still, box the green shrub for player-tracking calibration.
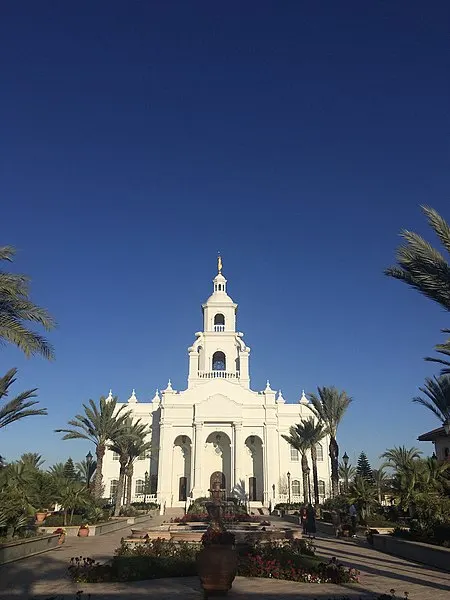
[44,514,85,527]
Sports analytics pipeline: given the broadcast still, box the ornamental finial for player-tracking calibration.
[217,254,223,274]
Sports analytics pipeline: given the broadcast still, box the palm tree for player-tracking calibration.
[282,425,311,504]
[294,418,325,505]
[338,460,356,493]
[48,463,66,478]
[385,206,450,373]
[372,467,389,504]
[413,375,450,429]
[19,453,45,470]
[124,434,152,509]
[75,458,97,488]
[0,369,47,437]
[350,475,378,524]
[55,396,131,499]
[109,417,150,516]
[307,386,353,497]
[381,446,422,472]
[0,245,55,359]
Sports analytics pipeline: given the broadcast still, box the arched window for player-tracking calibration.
[291,480,301,496]
[110,480,118,499]
[135,479,145,495]
[214,314,225,332]
[290,446,299,461]
[212,351,226,371]
[318,480,326,498]
[316,443,324,461]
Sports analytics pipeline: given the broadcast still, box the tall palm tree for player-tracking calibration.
[381,446,422,472]
[338,460,356,493]
[282,426,311,504]
[55,396,131,499]
[294,418,325,505]
[413,375,450,429]
[385,206,450,373]
[0,369,47,436]
[75,458,97,488]
[125,435,152,509]
[0,245,55,359]
[372,467,389,504]
[109,417,150,516]
[307,386,353,497]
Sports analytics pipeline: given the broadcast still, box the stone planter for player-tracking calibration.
[196,544,238,596]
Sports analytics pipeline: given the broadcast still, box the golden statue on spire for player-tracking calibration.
[217,254,223,274]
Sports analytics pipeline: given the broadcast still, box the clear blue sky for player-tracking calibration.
[1,1,449,469]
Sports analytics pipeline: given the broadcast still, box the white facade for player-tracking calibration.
[102,264,331,510]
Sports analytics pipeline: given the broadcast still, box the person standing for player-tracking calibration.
[306,503,316,538]
[300,506,308,535]
[349,503,357,538]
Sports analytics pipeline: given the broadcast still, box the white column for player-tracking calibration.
[157,422,173,513]
[230,426,235,491]
[192,421,203,497]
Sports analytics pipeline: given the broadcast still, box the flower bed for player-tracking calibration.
[67,538,358,584]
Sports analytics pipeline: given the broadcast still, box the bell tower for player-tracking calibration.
[187,258,250,388]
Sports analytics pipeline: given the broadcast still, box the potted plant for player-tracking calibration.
[78,523,89,537]
[53,527,66,544]
[196,526,237,596]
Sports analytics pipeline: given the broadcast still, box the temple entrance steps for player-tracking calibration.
[164,506,186,519]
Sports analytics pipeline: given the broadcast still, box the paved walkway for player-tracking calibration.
[0,518,449,599]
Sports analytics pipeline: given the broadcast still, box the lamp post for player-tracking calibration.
[86,451,93,490]
[144,471,149,507]
[343,452,349,494]
[287,471,291,505]
[272,483,275,499]
[305,466,312,504]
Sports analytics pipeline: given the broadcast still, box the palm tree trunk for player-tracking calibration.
[126,463,133,508]
[301,452,309,504]
[329,436,339,498]
[94,444,105,499]
[114,462,127,517]
[310,446,320,506]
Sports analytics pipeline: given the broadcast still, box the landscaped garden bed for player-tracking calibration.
[0,533,59,565]
[67,537,359,584]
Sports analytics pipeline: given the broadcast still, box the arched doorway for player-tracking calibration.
[245,435,264,502]
[205,432,231,494]
[172,435,192,506]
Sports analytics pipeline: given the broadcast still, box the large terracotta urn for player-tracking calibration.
[78,525,89,537]
[196,544,238,597]
[35,512,47,524]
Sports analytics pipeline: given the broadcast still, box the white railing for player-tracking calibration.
[214,325,225,332]
[197,370,240,379]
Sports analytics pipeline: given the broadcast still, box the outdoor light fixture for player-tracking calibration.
[343,452,349,467]
[444,421,450,435]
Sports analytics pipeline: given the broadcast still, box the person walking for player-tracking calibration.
[349,503,357,538]
[306,503,316,538]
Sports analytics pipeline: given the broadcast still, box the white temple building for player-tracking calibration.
[102,260,331,511]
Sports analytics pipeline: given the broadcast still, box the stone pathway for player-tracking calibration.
[0,517,448,599]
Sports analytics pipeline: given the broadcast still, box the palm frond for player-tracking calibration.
[0,369,46,429]
[385,206,450,311]
[412,375,450,424]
